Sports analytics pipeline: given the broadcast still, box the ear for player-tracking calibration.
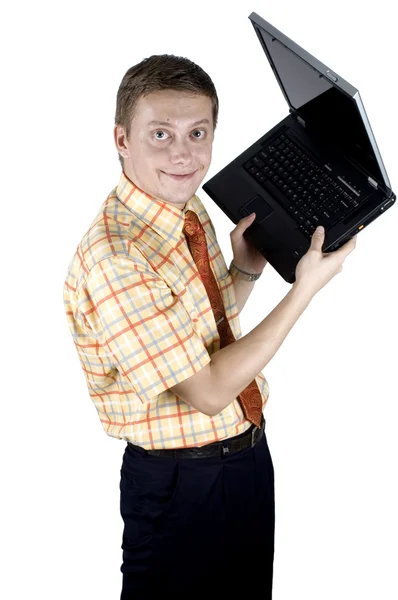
[114,125,130,159]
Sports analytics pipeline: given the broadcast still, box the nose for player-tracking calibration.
[168,136,193,165]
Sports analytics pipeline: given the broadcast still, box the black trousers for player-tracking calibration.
[120,427,275,599]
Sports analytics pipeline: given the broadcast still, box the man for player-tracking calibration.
[64,54,356,598]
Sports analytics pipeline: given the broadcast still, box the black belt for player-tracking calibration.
[128,416,265,459]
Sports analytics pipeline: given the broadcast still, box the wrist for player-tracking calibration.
[291,279,315,305]
[229,260,263,282]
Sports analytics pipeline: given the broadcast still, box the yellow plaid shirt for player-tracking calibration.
[64,171,269,449]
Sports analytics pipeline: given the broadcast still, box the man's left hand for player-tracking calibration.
[230,212,268,273]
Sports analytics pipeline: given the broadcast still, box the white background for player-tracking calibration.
[1,0,397,598]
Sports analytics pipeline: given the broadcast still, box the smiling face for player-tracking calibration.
[114,90,214,210]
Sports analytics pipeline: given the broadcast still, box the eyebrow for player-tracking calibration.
[147,118,211,128]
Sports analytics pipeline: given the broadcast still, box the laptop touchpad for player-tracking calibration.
[240,194,274,222]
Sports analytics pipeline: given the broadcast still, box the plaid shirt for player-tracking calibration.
[64,171,269,449]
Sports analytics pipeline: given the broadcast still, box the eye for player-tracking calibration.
[154,130,169,140]
[192,129,206,139]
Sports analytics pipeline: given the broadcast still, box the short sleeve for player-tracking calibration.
[78,254,211,403]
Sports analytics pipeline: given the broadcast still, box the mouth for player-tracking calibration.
[161,170,197,181]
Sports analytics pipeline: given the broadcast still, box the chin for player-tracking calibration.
[167,185,198,203]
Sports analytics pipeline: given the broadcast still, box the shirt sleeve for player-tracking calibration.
[77,253,211,403]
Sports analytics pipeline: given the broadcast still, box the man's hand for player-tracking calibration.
[230,212,267,273]
[294,226,357,299]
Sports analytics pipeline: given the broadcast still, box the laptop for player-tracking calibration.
[202,12,396,283]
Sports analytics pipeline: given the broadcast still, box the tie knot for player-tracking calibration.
[183,210,202,237]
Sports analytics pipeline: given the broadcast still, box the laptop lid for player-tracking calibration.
[248,12,393,197]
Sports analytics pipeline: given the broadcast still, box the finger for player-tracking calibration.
[231,212,256,236]
[335,235,357,258]
[241,212,256,227]
[310,226,325,252]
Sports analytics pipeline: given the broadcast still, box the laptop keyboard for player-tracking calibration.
[243,132,362,239]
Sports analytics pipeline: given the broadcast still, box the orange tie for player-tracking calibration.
[183,210,263,428]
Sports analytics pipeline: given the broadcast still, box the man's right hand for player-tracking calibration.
[294,226,357,299]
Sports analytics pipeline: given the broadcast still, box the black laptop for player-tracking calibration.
[202,12,396,283]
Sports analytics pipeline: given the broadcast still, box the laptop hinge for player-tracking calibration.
[368,176,378,190]
[297,115,306,127]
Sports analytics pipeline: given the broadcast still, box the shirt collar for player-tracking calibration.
[116,171,198,247]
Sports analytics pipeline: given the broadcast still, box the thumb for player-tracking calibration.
[238,212,256,230]
[231,212,256,239]
[310,225,325,251]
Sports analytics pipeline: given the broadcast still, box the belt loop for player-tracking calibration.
[251,427,257,447]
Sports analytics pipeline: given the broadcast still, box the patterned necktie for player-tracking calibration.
[183,210,263,428]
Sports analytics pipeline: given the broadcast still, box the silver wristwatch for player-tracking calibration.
[229,261,263,282]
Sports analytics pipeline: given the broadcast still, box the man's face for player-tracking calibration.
[115,90,214,209]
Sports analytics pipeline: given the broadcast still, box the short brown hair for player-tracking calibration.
[115,54,219,166]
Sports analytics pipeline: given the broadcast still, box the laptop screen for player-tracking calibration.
[257,26,387,189]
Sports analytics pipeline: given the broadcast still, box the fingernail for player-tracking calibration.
[317,226,324,233]
[249,212,256,218]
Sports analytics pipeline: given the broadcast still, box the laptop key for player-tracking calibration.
[320,209,332,222]
[310,214,320,225]
[253,156,265,168]
[299,224,310,237]
[254,171,266,183]
[339,199,350,210]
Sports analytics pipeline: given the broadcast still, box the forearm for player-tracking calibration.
[174,224,356,417]
[170,282,313,416]
[230,268,256,313]
[206,282,312,413]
